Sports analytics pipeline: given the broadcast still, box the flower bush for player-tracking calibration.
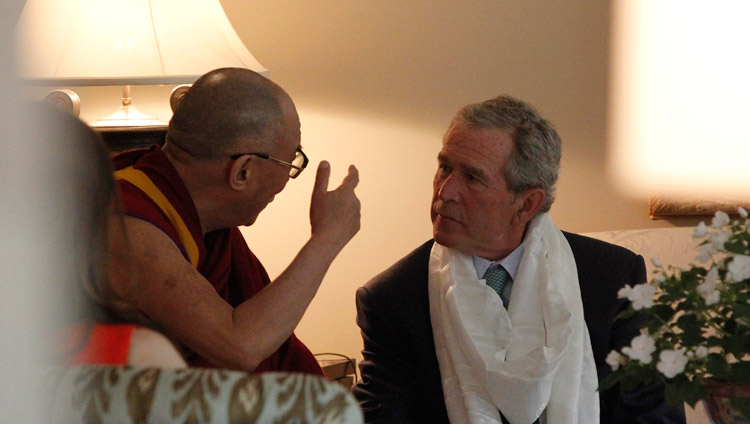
[600,209,750,412]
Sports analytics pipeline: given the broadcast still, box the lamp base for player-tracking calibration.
[89,85,167,128]
[90,104,167,128]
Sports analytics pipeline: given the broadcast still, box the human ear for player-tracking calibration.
[512,187,546,225]
[228,157,250,191]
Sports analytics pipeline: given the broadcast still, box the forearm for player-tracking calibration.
[229,236,342,368]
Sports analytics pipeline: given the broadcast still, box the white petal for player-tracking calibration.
[712,211,730,228]
[693,222,708,238]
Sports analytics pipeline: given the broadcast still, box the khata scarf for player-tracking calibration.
[428,213,599,424]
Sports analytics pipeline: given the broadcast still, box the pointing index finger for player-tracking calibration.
[313,161,331,199]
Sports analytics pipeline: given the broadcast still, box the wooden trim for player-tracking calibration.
[649,196,750,219]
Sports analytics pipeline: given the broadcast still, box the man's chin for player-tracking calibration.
[242,215,260,227]
[433,229,459,248]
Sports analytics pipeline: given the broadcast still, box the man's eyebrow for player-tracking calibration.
[437,153,487,179]
[461,163,486,179]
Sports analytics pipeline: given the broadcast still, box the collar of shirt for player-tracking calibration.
[473,244,525,281]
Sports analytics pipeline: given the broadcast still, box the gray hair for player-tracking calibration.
[450,95,561,213]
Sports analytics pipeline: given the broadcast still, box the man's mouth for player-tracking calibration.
[436,210,460,223]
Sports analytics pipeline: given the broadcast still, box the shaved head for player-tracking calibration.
[167,68,292,159]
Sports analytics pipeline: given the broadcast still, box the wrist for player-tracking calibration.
[306,232,347,262]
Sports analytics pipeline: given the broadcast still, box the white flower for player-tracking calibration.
[651,257,662,268]
[606,350,626,371]
[698,267,719,296]
[695,346,708,359]
[728,254,750,282]
[622,329,657,364]
[696,243,717,263]
[739,207,748,218]
[618,283,656,310]
[709,229,730,250]
[617,285,632,299]
[703,290,720,305]
[697,267,721,305]
[706,266,720,285]
[651,274,666,286]
[656,348,689,379]
[712,210,730,228]
[693,221,708,238]
[630,283,656,310]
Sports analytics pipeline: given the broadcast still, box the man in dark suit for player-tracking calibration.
[353,95,685,423]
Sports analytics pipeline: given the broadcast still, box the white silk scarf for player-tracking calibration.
[428,213,599,424]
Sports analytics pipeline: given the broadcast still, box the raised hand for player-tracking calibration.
[310,161,361,252]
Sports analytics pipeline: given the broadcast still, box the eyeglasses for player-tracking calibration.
[230,147,309,179]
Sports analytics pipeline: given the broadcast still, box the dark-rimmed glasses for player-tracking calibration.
[230,147,309,179]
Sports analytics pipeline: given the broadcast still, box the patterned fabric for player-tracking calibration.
[482,265,510,307]
[44,365,363,423]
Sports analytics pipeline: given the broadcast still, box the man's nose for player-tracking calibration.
[437,173,459,202]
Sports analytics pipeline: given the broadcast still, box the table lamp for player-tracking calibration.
[15,0,267,127]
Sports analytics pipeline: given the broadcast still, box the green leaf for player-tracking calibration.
[682,382,707,407]
[734,303,750,318]
[731,361,750,384]
[616,307,637,321]
[707,354,731,379]
[665,376,706,408]
[653,304,675,322]
[725,334,750,358]
[647,319,664,334]
[676,314,703,345]
[725,240,747,254]
[599,371,623,391]
[707,336,724,347]
[664,382,684,407]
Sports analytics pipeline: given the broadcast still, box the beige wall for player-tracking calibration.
[220,0,687,361]
[29,1,697,361]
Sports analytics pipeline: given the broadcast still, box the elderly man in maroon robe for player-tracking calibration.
[109,68,361,374]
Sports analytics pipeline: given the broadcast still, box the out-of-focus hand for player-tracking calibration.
[310,161,361,251]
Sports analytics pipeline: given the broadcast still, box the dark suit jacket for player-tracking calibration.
[353,234,686,423]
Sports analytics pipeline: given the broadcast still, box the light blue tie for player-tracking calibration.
[483,265,510,307]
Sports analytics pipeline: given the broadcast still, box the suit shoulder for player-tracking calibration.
[361,240,433,295]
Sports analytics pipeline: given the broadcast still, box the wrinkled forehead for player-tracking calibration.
[442,121,513,151]
[439,124,513,175]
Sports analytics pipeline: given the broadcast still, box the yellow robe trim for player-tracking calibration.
[115,167,200,268]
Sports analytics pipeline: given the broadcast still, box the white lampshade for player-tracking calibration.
[16,0,267,85]
[608,1,750,198]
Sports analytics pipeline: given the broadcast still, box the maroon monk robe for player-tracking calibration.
[112,146,323,375]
